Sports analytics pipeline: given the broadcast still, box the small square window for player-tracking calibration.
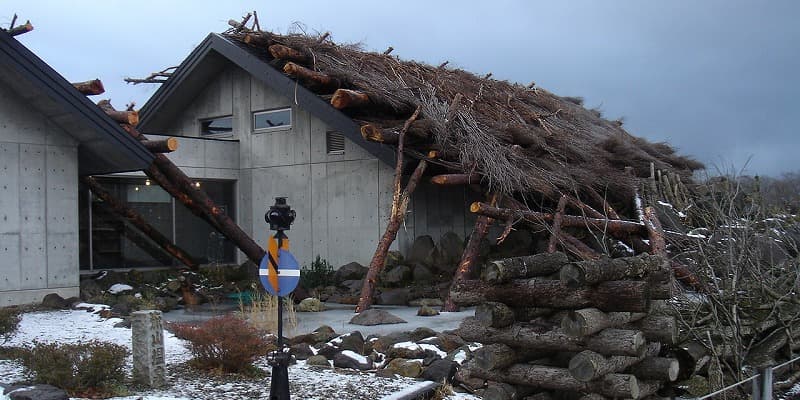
[200,116,232,136]
[326,131,345,155]
[254,108,292,131]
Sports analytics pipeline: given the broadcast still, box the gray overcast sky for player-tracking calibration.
[4,1,798,176]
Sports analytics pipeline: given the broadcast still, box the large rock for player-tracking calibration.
[412,265,435,282]
[382,265,412,286]
[387,341,446,360]
[410,327,438,342]
[329,331,365,354]
[421,359,458,383]
[4,385,69,400]
[371,331,413,353]
[338,279,363,294]
[377,288,409,306]
[41,293,69,309]
[297,297,324,312]
[79,278,103,300]
[384,358,423,378]
[349,309,407,326]
[333,350,373,370]
[311,325,337,343]
[334,262,368,283]
[290,343,314,360]
[305,354,330,367]
[435,232,464,266]
[408,235,437,266]
[417,305,440,317]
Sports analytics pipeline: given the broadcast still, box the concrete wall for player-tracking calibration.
[0,83,80,306]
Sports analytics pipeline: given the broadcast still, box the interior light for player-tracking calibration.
[145,179,151,186]
[195,181,201,188]
[134,186,140,191]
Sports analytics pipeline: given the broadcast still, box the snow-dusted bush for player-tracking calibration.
[20,340,129,394]
[0,306,21,344]
[172,315,275,373]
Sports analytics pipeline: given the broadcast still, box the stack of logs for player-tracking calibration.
[450,252,687,400]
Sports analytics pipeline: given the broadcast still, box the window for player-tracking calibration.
[253,108,292,131]
[326,131,345,154]
[200,116,233,137]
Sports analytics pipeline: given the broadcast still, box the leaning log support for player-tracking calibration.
[82,176,198,269]
[143,138,179,154]
[331,89,371,110]
[97,100,139,126]
[356,107,425,313]
[442,192,501,312]
[72,79,105,96]
[430,173,481,186]
[283,62,340,92]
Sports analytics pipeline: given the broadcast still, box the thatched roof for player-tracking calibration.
[222,23,702,210]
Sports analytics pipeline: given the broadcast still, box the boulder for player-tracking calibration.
[290,343,314,360]
[349,309,407,326]
[384,251,404,268]
[384,358,423,378]
[327,295,360,305]
[408,235,437,266]
[371,331,413,353]
[435,232,464,266]
[79,278,103,300]
[305,354,330,367]
[339,279,363,294]
[421,359,458,383]
[377,288,409,306]
[297,298,325,312]
[435,333,467,352]
[382,265,412,286]
[334,262,368,283]
[408,298,443,307]
[5,385,68,400]
[417,305,440,317]
[330,331,365,354]
[310,325,337,343]
[410,327,438,342]
[41,293,68,309]
[412,265,435,282]
[332,350,373,370]
[154,296,178,312]
[388,341,445,360]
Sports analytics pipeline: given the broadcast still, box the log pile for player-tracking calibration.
[450,252,684,399]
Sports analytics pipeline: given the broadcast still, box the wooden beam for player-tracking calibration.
[97,100,138,126]
[7,21,33,37]
[430,173,481,186]
[283,62,340,92]
[268,44,310,64]
[142,138,179,154]
[72,79,105,96]
[331,89,370,110]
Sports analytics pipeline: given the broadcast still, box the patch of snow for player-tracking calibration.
[135,292,142,299]
[74,303,111,312]
[451,350,468,365]
[677,211,687,218]
[108,284,134,294]
[95,270,108,280]
[379,381,438,400]
[614,240,634,255]
[341,350,369,365]
[391,341,447,359]
[467,342,483,352]
[657,201,674,208]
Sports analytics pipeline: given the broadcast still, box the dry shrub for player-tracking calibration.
[172,315,274,373]
[20,340,128,394]
[239,290,297,336]
[0,306,21,344]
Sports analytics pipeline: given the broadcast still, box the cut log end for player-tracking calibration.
[470,202,482,213]
[8,22,33,37]
[331,89,370,110]
[72,79,105,96]
[559,264,585,288]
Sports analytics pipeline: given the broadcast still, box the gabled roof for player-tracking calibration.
[138,33,396,166]
[0,31,154,175]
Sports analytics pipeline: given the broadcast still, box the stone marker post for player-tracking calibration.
[131,310,166,387]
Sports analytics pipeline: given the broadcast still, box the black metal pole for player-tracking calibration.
[269,232,290,400]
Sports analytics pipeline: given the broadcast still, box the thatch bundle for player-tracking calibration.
[222,23,702,209]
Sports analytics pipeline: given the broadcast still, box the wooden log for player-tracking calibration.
[243,32,273,47]
[82,176,198,269]
[90,203,174,266]
[7,21,33,37]
[561,308,647,338]
[121,125,267,265]
[547,196,568,253]
[142,138,179,154]
[560,255,663,287]
[430,173,481,186]
[467,364,641,399]
[356,107,424,313]
[455,317,646,357]
[283,62,340,92]
[97,100,139,125]
[669,341,708,381]
[331,89,370,110]
[561,234,603,261]
[474,343,543,370]
[476,302,515,328]
[569,343,664,382]
[623,315,678,345]
[360,124,399,144]
[450,279,650,312]
[577,394,607,400]
[513,307,555,322]
[483,382,537,400]
[484,252,569,284]
[72,79,105,96]
[471,202,648,238]
[627,357,680,382]
[359,119,435,140]
[268,44,309,64]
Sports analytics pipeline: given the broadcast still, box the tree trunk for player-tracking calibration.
[568,350,645,382]
[268,44,310,64]
[623,315,678,345]
[356,107,423,313]
[243,32,273,47]
[72,79,105,96]
[142,137,179,153]
[82,176,197,269]
[561,234,603,261]
[97,100,139,125]
[513,307,555,322]
[475,302,516,328]
[455,317,646,357]
[430,173,481,186]
[8,21,33,37]
[561,308,647,338]
[331,89,370,110]
[485,252,569,284]
[360,124,400,144]
[450,279,651,312]
[474,343,544,370]
[626,357,680,382]
[547,196,568,253]
[560,256,663,287]
[90,204,174,266]
[471,202,647,238]
[283,62,341,93]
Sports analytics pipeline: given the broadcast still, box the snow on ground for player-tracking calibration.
[0,308,479,400]
[107,284,134,294]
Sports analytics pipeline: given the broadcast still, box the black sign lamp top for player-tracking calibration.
[265,197,296,231]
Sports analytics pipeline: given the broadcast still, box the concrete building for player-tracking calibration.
[88,33,475,270]
[0,31,153,306]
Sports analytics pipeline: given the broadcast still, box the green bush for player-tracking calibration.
[172,315,274,373]
[0,306,21,344]
[20,340,129,394]
[300,255,335,289]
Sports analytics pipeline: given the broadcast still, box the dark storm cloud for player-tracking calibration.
[4,0,797,176]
